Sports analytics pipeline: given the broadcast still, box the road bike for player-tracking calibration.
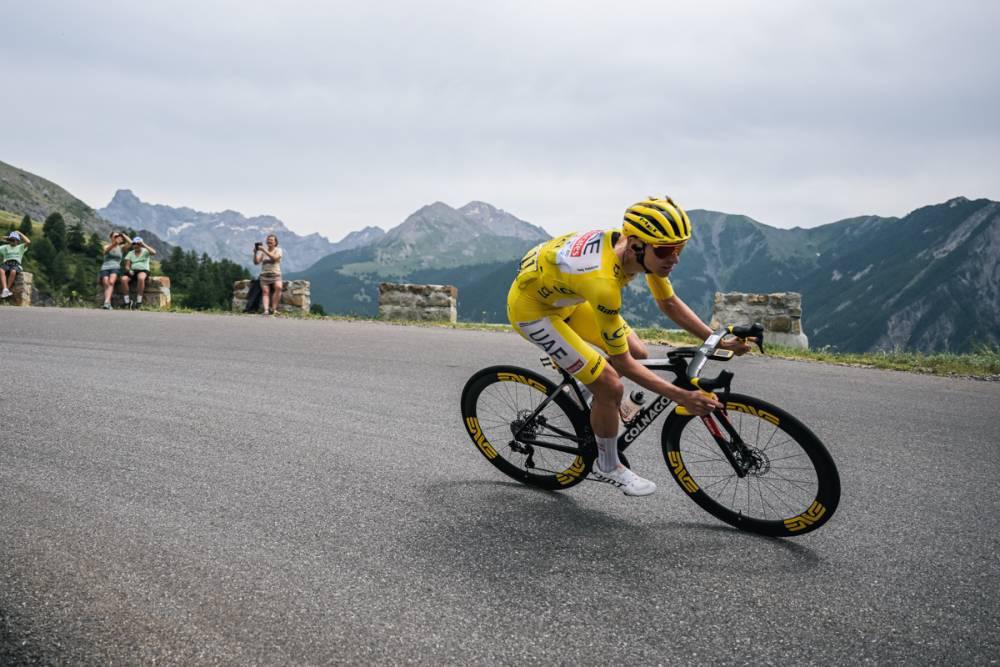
[460,324,840,537]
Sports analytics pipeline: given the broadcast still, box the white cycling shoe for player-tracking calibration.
[591,463,656,497]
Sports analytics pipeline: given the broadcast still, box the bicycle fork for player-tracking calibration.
[699,409,755,478]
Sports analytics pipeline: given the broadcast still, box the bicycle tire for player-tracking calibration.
[461,365,592,490]
[661,393,840,537]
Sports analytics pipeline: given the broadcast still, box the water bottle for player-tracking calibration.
[619,390,646,424]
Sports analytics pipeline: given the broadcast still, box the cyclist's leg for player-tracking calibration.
[565,302,648,359]
[562,303,631,441]
[560,304,656,490]
[507,292,611,424]
[509,313,620,447]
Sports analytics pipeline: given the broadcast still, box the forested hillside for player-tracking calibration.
[0,212,248,309]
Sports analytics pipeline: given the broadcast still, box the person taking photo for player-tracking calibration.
[253,234,284,315]
[100,231,129,310]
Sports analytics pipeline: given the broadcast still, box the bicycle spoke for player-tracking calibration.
[674,398,824,525]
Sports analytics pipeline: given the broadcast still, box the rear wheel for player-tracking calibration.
[661,393,840,536]
[461,365,592,490]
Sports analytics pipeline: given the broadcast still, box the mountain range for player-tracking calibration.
[98,189,382,273]
[289,197,1000,354]
[631,200,1000,352]
[2,157,997,353]
[0,160,171,250]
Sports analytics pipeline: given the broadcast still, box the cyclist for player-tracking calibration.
[506,196,751,496]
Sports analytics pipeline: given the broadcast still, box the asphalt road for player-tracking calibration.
[1,308,998,665]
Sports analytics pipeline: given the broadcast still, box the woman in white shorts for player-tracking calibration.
[253,234,284,315]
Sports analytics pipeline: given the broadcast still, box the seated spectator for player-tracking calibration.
[120,236,157,309]
[99,231,129,310]
[0,230,31,299]
[253,234,284,315]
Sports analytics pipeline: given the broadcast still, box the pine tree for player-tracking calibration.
[67,222,86,252]
[183,262,215,309]
[50,251,70,285]
[87,232,104,258]
[43,212,67,251]
[70,263,94,300]
[19,214,32,236]
[161,246,186,289]
[32,237,57,272]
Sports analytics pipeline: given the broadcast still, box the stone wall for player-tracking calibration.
[378,283,457,323]
[95,276,171,309]
[231,279,311,314]
[710,292,809,349]
[1,271,32,306]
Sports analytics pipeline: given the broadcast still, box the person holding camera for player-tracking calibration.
[120,236,157,309]
[1,230,31,299]
[253,234,284,315]
[99,231,130,310]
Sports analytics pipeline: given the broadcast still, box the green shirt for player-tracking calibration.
[124,249,151,272]
[1,243,28,264]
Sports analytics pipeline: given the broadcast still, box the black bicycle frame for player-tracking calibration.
[510,361,754,477]
[509,363,679,456]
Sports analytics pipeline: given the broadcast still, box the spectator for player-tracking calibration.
[0,230,31,299]
[253,234,284,315]
[120,236,157,309]
[99,231,129,310]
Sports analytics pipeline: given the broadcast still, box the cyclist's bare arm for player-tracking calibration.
[656,296,754,355]
[606,351,721,416]
[655,295,713,339]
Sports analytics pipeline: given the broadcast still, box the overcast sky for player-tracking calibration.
[3,1,998,240]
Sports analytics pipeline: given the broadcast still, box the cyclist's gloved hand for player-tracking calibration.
[719,336,755,356]
[678,389,722,416]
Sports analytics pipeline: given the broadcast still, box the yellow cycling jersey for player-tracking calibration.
[509,229,674,356]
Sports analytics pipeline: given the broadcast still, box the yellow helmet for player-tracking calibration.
[622,196,692,245]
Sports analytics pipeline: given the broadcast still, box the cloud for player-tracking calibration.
[2,0,998,238]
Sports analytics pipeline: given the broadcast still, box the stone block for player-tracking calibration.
[425,292,456,308]
[378,282,458,323]
[712,291,806,349]
[231,279,310,314]
[4,272,33,306]
[766,315,793,333]
[95,275,171,309]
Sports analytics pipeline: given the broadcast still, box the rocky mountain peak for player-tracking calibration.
[110,189,141,206]
[98,190,338,272]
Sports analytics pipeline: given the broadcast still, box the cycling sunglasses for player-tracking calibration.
[650,243,685,259]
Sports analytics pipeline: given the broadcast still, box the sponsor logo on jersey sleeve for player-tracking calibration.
[556,231,606,275]
[569,231,602,257]
[602,326,627,343]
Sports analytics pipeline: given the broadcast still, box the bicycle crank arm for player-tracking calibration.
[510,437,587,457]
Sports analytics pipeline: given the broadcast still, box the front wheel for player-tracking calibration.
[661,393,840,537]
